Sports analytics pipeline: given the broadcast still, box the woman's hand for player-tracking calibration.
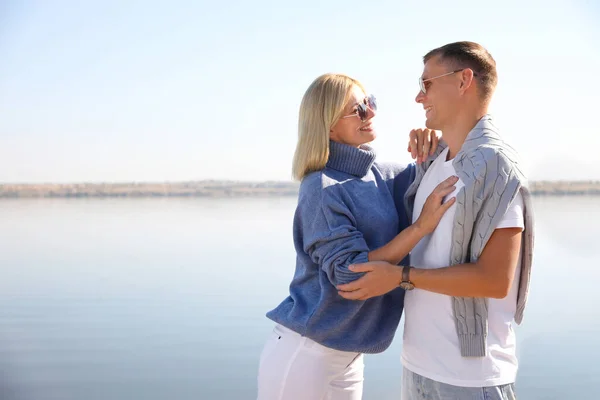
[408,128,441,164]
[414,176,458,235]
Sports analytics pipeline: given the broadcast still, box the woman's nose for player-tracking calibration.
[366,106,376,120]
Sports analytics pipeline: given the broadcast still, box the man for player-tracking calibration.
[337,41,534,400]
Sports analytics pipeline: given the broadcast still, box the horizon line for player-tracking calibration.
[1,178,600,186]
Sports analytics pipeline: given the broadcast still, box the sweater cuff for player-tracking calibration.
[334,252,370,286]
[458,334,486,357]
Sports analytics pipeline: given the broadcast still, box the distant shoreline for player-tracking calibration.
[1,180,599,198]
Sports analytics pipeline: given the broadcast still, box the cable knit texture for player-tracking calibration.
[404,115,535,357]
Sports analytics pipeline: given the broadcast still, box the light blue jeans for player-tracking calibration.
[401,367,516,400]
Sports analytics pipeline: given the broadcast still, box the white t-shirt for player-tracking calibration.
[401,147,524,387]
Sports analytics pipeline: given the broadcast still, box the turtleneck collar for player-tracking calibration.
[325,140,376,178]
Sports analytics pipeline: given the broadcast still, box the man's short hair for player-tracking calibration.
[424,41,498,102]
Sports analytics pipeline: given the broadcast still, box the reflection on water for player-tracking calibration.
[0,196,598,399]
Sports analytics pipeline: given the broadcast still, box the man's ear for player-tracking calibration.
[459,69,475,93]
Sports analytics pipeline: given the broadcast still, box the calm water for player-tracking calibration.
[0,196,598,400]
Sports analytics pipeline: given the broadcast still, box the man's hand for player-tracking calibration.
[408,128,440,164]
[336,261,402,300]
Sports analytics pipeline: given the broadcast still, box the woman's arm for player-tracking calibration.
[367,175,457,265]
[366,128,451,266]
[302,129,451,286]
[297,176,371,287]
[298,173,455,286]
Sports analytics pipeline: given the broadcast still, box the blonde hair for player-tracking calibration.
[292,73,366,181]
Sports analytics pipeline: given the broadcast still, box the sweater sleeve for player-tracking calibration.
[294,180,370,287]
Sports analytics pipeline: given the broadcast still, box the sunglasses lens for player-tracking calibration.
[357,104,367,121]
[368,95,377,111]
[351,95,377,121]
[419,78,426,94]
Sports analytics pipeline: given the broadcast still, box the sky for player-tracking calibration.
[1,0,599,183]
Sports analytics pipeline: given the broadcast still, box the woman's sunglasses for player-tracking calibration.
[341,94,377,122]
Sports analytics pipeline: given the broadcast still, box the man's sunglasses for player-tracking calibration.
[419,69,478,94]
[341,94,377,122]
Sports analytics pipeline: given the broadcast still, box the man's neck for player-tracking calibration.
[442,109,488,160]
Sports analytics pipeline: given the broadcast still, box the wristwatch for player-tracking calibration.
[399,265,414,290]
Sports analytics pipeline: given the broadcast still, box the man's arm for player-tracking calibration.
[337,227,522,300]
[409,227,522,299]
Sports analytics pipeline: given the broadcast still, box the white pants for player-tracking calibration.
[257,324,365,400]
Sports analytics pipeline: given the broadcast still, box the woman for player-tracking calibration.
[257,73,456,400]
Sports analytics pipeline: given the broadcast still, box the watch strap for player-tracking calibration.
[402,265,411,282]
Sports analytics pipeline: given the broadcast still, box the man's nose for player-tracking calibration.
[415,90,425,103]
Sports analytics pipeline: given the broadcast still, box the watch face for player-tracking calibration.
[400,282,414,290]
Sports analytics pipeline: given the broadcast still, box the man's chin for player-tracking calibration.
[425,118,440,130]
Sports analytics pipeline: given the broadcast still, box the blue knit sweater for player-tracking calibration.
[266,140,415,354]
